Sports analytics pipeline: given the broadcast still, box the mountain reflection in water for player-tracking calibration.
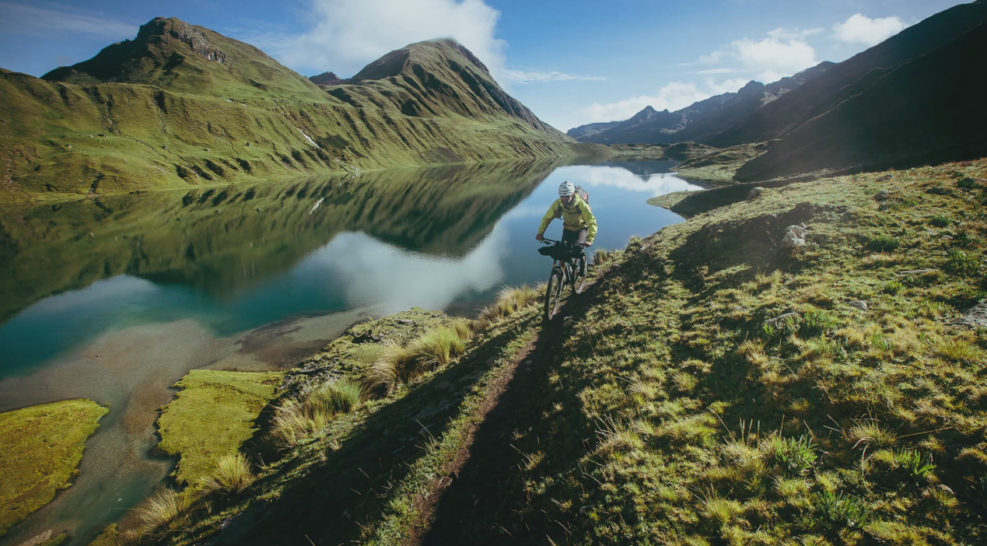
[0,159,702,376]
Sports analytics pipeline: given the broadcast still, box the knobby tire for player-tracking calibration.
[544,267,565,322]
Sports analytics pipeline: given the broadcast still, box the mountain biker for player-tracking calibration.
[535,181,597,248]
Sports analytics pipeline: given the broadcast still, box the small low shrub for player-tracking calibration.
[814,490,870,530]
[801,310,839,335]
[944,249,981,276]
[767,434,818,475]
[957,177,980,190]
[893,449,935,481]
[881,280,903,295]
[929,214,951,228]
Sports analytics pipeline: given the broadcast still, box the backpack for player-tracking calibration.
[574,185,590,207]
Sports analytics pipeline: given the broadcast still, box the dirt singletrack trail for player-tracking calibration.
[411,279,602,545]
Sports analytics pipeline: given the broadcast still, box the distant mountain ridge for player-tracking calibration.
[568,62,833,145]
[0,18,581,200]
[736,19,987,181]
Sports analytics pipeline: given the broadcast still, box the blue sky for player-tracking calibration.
[0,0,969,131]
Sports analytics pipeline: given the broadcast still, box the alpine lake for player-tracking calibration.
[0,158,703,545]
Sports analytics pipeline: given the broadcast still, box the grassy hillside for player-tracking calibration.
[429,159,987,544]
[735,22,987,182]
[709,1,987,148]
[99,158,987,546]
[0,18,589,203]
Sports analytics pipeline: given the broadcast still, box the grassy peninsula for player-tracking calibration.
[0,399,108,536]
[156,370,284,486]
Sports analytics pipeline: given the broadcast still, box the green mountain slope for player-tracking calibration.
[0,18,584,202]
[735,21,987,181]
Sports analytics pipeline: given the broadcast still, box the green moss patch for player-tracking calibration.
[0,399,108,536]
[156,370,283,486]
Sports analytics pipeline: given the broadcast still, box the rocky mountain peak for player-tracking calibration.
[310,71,344,85]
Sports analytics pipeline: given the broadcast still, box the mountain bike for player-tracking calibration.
[538,238,587,321]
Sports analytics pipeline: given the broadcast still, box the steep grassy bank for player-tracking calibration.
[444,159,987,544]
[0,18,594,203]
[98,297,541,544]
[0,400,108,536]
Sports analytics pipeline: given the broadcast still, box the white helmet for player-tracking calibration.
[558,181,575,197]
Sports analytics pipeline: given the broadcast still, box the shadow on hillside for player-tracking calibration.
[208,312,542,546]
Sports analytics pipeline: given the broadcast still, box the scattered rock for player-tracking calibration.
[951,300,987,329]
[780,225,808,249]
[877,174,893,181]
[848,300,868,311]
[747,187,765,200]
[764,312,801,329]
[897,269,939,276]
[873,190,892,201]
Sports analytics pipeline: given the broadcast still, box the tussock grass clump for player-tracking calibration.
[271,379,363,446]
[593,249,611,264]
[848,421,897,449]
[200,452,255,494]
[930,214,952,227]
[479,284,539,323]
[626,234,643,250]
[364,322,474,395]
[130,487,196,541]
[416,326,468,366]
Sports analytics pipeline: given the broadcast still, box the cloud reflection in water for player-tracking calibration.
[309,225,509,315]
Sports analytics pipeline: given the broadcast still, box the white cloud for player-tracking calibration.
[768,27,824,41]
[695,68,738,75]
[244,0,507,80]
[832,14,906,46]
[578,78,750,124]
[732,32,818,81]
[0,2,138,39]
[684,26,820,83]
[502,69,605,84]
[705,78,750,95]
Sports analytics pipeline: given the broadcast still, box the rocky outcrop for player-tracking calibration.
[310,71,344,86]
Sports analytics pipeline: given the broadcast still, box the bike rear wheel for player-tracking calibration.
[544,267,565,321]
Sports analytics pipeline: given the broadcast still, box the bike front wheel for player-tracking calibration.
[572,256,587,295]
[544,267,565,321]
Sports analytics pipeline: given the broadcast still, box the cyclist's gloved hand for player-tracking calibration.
[535,234,543,242]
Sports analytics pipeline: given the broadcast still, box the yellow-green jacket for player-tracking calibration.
[537,194,597,244]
